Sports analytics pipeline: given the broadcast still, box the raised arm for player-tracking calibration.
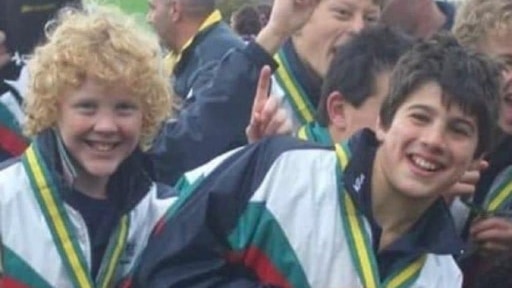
[148,0,321,185]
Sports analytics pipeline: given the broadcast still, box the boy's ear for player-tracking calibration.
[375,116,386,142]
[327,91,347,131]
[169,0,182,21]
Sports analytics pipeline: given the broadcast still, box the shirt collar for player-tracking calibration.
[343,128,464,256]
[300,122,333,145]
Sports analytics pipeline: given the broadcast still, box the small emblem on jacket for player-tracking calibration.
[353,174,365,192]
[120,242,136,265]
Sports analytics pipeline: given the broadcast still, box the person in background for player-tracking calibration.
[145,0,249,185]
[147,0,379,186]
[131,32,501,288]
[0,0,81,163]
[266,0,381,130]
[451,0,512,286]
[298,24,414,144]
[0,6,175,287]
[173,24,413,194]
[230,5,262,41]
[380,0,455,39]
[146,0,243,99]
[0,0,81,88]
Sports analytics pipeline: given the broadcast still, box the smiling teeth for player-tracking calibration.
[94,143,114,152]
[411,156,438,171]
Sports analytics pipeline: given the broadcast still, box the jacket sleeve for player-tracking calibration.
[132,139,289,288]
[147,41,278,186]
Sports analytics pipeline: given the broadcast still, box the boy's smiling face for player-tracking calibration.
[296,0,380,77]
[374,81,479,200]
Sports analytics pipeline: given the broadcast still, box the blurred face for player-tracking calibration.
[295,0,380,77]
[381,0,418,36]
[478,31,512,135]
[57,78,142,183]
[147,0,175,49]
[342,71,391,139]
[374,82,478,200]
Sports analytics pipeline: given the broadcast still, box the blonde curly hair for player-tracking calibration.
[453,0,512,48]
[24,5,172,150]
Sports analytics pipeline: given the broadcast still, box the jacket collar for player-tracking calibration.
[474,132,512,205]
[32,128,153,214]
[280,39,322,109]
[163,9,223,75]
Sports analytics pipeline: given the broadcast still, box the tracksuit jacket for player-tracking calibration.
[0,130,176,287]
[133,129,464,288]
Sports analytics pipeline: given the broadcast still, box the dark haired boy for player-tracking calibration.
[297,25,414,144]
[132,33,501,288]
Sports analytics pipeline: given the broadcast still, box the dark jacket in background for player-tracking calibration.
[149,41,278,186]
[0,0,80,85]
[0,0,79,162]
[172,20,245,99]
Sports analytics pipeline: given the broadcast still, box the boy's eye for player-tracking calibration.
[450,124,472,137]
[365,14,379,23]
[116,102,139,115]
[410,113,430,123]
[334,9,352,20]
[117,102,138,110]
[500,57,512,71]
[506,60,512,71]
[74,101,97,113]
[503,95,512,105]
[449,121,475,137]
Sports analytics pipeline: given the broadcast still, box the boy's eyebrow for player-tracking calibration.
[407,104,477,127]
[328,1,352,10]
[406,104,435,113]
[328,0,379,12]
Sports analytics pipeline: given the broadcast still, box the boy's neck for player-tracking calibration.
[370,148,437,251]
[74,173,109,200]
[60,152,109,200]
[63,164,109,200]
